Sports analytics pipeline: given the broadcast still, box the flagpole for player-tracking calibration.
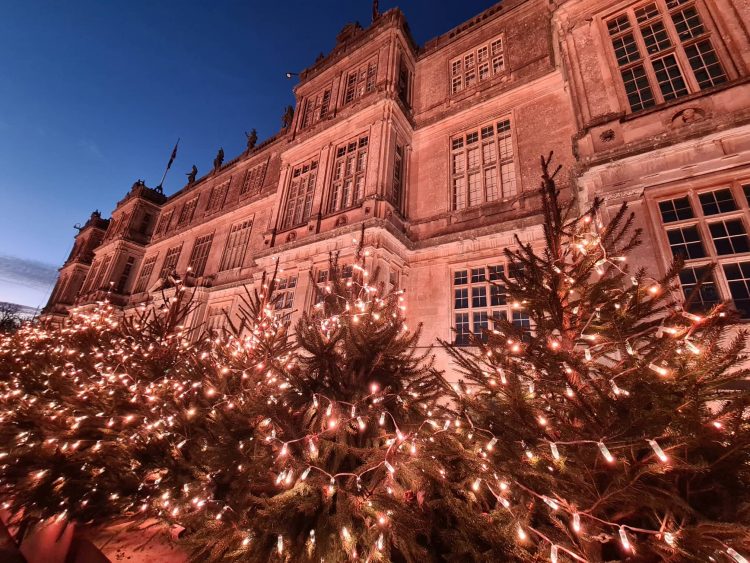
[156,138,179,193]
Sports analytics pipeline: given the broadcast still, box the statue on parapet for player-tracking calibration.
[186,165,198,184]
[245,129,258,151]
[281,106,294,129]
[213,148,224,170]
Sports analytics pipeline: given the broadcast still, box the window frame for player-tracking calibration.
[451,262,527,346]
[134,254,158,294]
[450,117,517,211]
[449,33,506,96]
[342,57,378,106]
[187,233,214,277]
[281,158,318,230]
[240,161,268,197]
[327,135,369,214]
[603,0,729,113]
[219,219,253,272]
[654,181,750,318]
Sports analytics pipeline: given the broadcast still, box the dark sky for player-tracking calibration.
[0,0,496,307]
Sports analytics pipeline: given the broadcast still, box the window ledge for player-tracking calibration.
[620,76,750,123]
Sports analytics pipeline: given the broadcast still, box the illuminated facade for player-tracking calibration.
[44,0,750,368]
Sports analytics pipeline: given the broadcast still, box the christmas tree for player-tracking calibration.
[441,154,750,561]
[172,248,453,561]
[0,246,462,562]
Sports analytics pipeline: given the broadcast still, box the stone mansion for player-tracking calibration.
[44,0,750,368]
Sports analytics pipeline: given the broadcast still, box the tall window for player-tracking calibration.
[206,306,228,332]
[206,182,229,213]
[301,87,332,129]
[274,274,297,322]
[397,54,411,108]
[240,162,267,196]
[390,144,405,211]
[329,136,368,213]
[83,260,101,294]
[450,35,505,95]
[451,119,516,210]
[282,159,318,229]
[220,219,253,271]
[177,197,198,227]
[606,0,727,112]
[134,255,158,293]
[93,255,112,291]
[657,183,750,317]
[159,245,182,279]
[452,263,527,345]
[116,256,135,293]
[188,234,214,277]
[343,59,377,105]
[155,209,174,236]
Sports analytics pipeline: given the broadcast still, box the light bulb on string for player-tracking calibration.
[598,441,615,463]
[619,526,631,551]
[647,439,668,462]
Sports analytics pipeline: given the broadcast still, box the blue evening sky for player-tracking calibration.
[0,0,495,308]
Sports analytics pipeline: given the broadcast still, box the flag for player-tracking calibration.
[166,139,179,170]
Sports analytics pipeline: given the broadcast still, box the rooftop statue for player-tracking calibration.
[213,148,224,170]
[281,106,294,130]
[186,165,198,184]
[245,129,258,151]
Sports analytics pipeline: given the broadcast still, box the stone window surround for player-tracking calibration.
[651,178,750,318]
[602,0,729,113]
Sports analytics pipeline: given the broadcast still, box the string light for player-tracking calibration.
[598,442,615,463]
[647,439,668,463]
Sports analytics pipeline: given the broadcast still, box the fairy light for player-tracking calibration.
[648,363,670,377]
[727,548,748,563]
[517,525,527,541]
[619,526,631,551]
[550,442,560,460]
[551,544,559,563]
[647,439,668,462]
[598,441,615,463]
[572,512,581,533]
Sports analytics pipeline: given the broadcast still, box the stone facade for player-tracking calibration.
[44,0,750,370]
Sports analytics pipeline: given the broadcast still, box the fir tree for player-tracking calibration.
[442,154,750,562]
[174,249,449,562]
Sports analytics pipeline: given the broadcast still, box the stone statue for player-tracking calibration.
[372,0,379,22]
[186,165,198,184]
[245,129,258,151]
[281,106,294,129]
[213,148,224,170]
[315,52,325,63]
